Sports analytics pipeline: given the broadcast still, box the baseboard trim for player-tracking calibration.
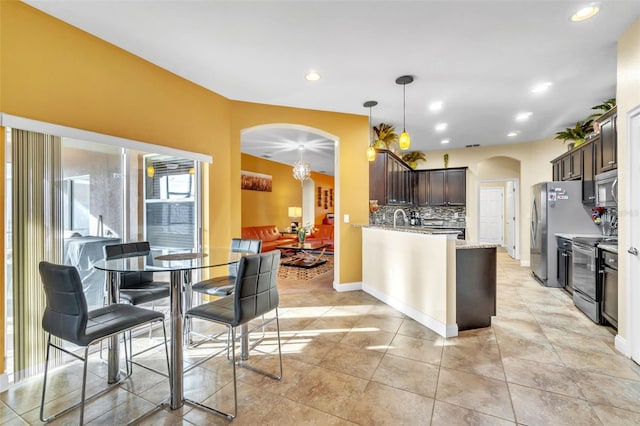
[615,334,631,357]
[362,284,457,338]
[0,373,9,392]
[520,260,530,267]
[334,281,362,292]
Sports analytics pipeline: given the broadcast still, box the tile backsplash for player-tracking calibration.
[371,205,466,227]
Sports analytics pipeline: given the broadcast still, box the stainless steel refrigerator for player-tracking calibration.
[530,181,599,287]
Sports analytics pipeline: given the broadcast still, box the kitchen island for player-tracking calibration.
[361,225,497,337]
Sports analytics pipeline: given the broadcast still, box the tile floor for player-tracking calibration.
[2,250,640,425]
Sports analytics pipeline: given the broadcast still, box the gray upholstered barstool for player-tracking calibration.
[191,238,262,297]
[184,250,283,420]
[38,261,170,425]
[103,241,170,305]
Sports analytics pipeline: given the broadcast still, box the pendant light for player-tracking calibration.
[396,75,414,151]
[364,100,378,161]
[292,144,311,182]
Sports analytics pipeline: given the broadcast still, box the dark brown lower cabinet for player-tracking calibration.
[456,247,496,331]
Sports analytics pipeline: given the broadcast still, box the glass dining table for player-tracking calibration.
[93,248,246,410]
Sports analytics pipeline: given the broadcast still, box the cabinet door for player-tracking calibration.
[428,170,446,206]
[369,152,387,204]
[602,265,618,328]
[560,154,573,180]
[387,157,398,204]
[416,171,429,206]
[598,114,617,173]
[582,142,596,204]
[445,169,466,205]
[570,149,582,179]
[557,249,567,288]
[552,161,560,181]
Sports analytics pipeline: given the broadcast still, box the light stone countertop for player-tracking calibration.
[358,224,497,249]
[455,240,500,250]
[359,224,460,235]
[555,233,604,240]
[598,243,618,254]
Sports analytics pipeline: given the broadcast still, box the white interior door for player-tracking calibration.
[628,106,640,362]
[479,187,504,245]
[506,181,516,258]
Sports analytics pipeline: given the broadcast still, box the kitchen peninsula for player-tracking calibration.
[361,225,497,337]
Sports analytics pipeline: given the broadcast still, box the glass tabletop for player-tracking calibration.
[93,247,248,273]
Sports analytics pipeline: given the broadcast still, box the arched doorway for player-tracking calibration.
[240,123,339,285]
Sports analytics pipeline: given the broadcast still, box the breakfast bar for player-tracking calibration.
[361,225,497,337]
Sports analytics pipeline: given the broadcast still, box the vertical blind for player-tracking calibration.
[11,129,62,381]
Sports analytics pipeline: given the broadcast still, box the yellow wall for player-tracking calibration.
[0,1,369,376]
[240,154,335,229]
[417,137,566,264]
[615,18,640,342]
[0,128,4,372]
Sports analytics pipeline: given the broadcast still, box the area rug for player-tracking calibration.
[278,253,333,281]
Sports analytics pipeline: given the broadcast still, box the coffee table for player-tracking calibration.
[276,242,329,268]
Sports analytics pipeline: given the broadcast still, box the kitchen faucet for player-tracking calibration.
[393,209,408,228]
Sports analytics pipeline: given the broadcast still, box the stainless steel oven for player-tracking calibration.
[572,239,601,323]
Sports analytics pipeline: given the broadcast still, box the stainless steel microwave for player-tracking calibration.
[595,170,618,207]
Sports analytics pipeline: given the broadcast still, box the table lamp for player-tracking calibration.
[288,206,302,231]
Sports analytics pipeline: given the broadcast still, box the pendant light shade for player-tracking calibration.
[399,131,411,150]
[364,100,378,161]
[396,75,414,151]
[366,146,376,161]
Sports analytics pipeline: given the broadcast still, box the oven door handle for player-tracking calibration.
[572,243,595,257]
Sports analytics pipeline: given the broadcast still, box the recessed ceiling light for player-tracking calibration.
[507,131,518,137]
[429,101,443,112]
[531,82,552,93]
[571,4,600,22]
[305,71,321,81]
[441,139,450,144]
[435,122,448,132]
[515,112,532,122]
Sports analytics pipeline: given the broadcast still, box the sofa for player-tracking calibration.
[241,225,297,252]
[306,224,334,251]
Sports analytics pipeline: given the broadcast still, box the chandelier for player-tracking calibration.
[292,145,311,182]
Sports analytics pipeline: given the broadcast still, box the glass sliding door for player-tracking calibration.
[61,139,124,310]
[5,131,203,384]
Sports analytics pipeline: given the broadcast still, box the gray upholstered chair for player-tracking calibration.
[38,261,170,425]
[191,238,262,297]
[185,250,283,420]
[103,241,170,305]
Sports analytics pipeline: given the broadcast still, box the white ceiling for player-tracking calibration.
[25,1,640,176]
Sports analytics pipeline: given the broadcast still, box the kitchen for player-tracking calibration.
[363,107,620,337]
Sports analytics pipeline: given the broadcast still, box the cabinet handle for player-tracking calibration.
[608,161,615,164]
[610,258,616,263]
[588,196,595,200]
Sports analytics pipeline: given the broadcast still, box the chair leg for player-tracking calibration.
[237,310,283,380]
[80,346,90,425]
[184,324,237,420]
[230,326,238,419]
[39,334,52,422]
[274,309,284,380]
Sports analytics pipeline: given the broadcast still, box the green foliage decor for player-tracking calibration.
[402,151,426,169]
[372,123,399,150]
[555,98,616,148]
